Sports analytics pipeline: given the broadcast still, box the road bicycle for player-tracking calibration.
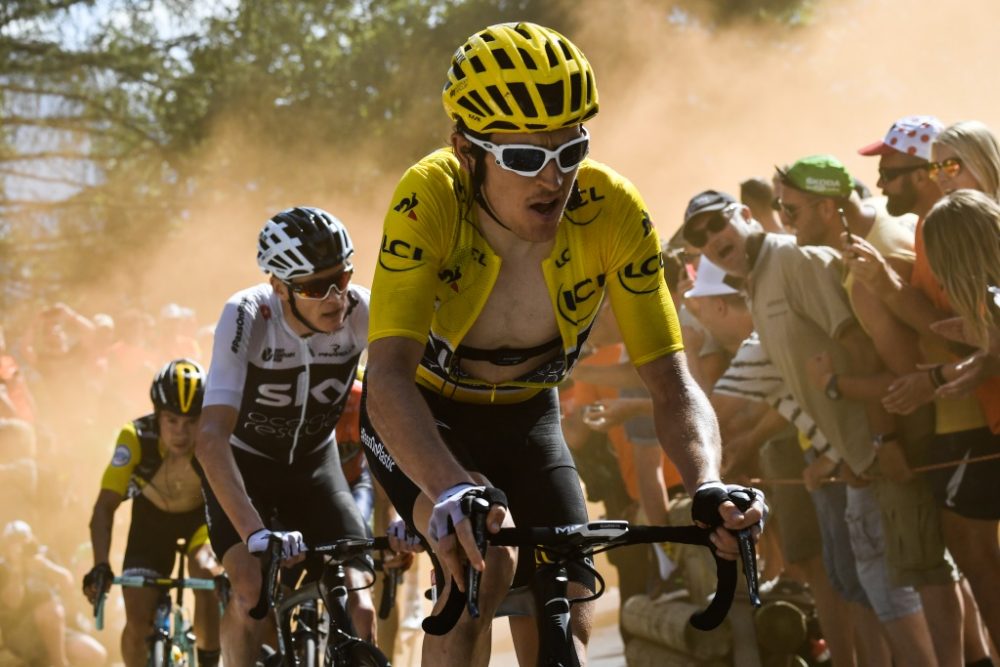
[251,535,396,666]
[424,490,761,666]
[93,542,223,667]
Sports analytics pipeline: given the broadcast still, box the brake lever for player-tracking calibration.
[727,489,761,608]
[464,495,490,619]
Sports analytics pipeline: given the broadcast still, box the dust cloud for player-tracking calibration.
[70,0,1000,322]
[15,0,999,594]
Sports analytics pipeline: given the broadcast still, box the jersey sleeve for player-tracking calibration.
[368,155,454,345]
[204,290,256,409]
[600,174,684,367]
[99,422,142,496]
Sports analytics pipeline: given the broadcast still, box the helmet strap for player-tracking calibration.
[470,151,514,233]
[287,292,325,336]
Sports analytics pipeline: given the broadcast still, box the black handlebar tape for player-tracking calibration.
[421,576,466,636]
[248,537,283,620]
[689,553,737,631]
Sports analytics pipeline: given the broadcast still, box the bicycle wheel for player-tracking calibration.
[328,639,390,667]
[299,636,318,667]
[149,638,167,667]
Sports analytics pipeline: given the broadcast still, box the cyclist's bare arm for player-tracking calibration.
[366,336,502,581]
[195,404,265,541]
[637,351,721,492]
[365,337,475,502]
[88,489,123,567]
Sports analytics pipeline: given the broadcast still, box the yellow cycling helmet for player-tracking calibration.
[443,22,599,134]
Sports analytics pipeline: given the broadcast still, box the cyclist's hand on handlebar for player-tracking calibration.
[428,484,509,592]
[387,518,424,554]
[691,482,768,561]
[82,562,113,603]
[246,528,306,563]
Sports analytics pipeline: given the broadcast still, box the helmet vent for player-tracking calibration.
[467,90,490,115]
[557,39,573,60]
[491,48,515,70]
[517,48,537,70]
[514,25,532,40]
[544,42,558,67]
[469,55,486,74]
[451,62,464,80]
[485,85,513,115]
[569,71,582,112]
[507,82,537,118]
[458,96,485,117]
[537,81,564,118]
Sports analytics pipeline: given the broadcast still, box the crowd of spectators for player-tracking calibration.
[0,302,208,664]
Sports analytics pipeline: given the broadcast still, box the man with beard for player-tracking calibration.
[779,155,964,666]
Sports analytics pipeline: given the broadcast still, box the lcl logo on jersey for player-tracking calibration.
[393,192,419,221]
[255,376,350,407]
[617,252,662,295]
[378,235,425,273]
[557,274,605,325]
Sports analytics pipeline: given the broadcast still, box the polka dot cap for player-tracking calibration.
[858,115,944,161]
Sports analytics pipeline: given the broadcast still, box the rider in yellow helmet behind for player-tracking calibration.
[361,22,767,665]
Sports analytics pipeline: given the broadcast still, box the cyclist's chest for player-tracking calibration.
[142,457,203,512]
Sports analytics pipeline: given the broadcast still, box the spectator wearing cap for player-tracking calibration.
[682,188,930,665]
[739,177,785,235]
[850,119,1000,654]
[687,259,862,664]
[779,154,964,666]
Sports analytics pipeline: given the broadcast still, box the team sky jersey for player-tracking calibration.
[205,283,369,463]
[370,147,683,404]
[100,414,165,497]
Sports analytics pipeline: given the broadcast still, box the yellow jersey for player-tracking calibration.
[369,148,683,403]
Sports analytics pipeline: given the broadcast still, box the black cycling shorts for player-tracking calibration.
[199,443,368,560]
[360,381,593,589]
[123,494,208,576]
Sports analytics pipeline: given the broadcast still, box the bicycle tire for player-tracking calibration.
[150,638,167,667]
[328,639,390,667]
[301,636,318,667]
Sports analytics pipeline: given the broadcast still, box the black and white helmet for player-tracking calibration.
[257,206,354,281]
[150,358,205,417]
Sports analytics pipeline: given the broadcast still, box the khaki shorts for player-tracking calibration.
[873,407,958,588]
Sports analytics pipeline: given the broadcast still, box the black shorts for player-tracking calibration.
[123,494,208,576]
[926,427,1000,520]
[200,443,368,560]
[360,381,592,589]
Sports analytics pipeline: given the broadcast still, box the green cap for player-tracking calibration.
[779,154,853,198]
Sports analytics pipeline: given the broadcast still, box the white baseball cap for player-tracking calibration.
[684,257,740,298]
[858,115,944,161]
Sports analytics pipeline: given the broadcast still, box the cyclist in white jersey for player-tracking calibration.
[195,207,375,666]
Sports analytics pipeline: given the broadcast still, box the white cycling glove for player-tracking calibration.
[427,483,484,542]
[387,519,422,550]
[246,528,306,560]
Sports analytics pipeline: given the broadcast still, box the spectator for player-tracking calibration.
[0,419,39,529]
[850,118,1000,652]
[780,154,963,666]
[0,325,35,424]
[682,187,932,665]
[0,521,106,667]
[740,177,785,234]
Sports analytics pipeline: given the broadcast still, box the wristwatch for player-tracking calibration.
[824,373,842,401]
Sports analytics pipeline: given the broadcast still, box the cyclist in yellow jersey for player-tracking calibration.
[360,22,766,665]
[83,359,223,667]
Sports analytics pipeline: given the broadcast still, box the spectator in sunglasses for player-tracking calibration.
[850,118,1000,658]
[930,120,1000,200]
[682,185,934,665]
[779,154,963,665]
[362,23,766,666]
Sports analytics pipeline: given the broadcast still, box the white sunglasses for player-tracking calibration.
[462,128,590,178]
